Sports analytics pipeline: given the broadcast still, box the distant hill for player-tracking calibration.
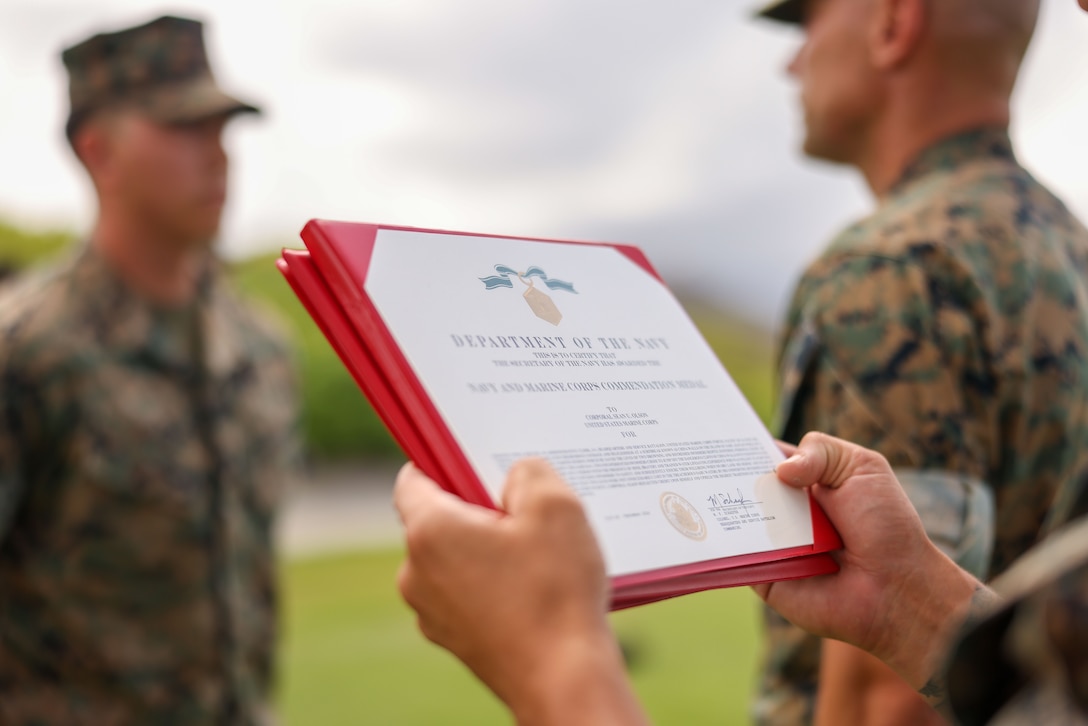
[1,221,777,461]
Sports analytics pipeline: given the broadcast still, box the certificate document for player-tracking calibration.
[280,220,840,608]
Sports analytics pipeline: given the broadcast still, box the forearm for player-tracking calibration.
[814,640,867,726]
[816,641,944,726]
[507,631,651,726]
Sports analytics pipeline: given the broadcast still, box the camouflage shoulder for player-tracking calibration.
[795,246,940,333]
[0,256,84,364]
[817,154,1061,266]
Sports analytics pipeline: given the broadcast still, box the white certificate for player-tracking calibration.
[364,228,814,578]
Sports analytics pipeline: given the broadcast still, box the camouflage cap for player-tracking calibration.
[754,0,806,25]
[61,15,260,139]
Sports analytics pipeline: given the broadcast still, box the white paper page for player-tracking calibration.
[366,229,813,577]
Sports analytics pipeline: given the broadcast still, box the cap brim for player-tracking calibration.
[139,76,261,124]
[754,0,805,25]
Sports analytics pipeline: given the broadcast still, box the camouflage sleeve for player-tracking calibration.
[780,251,991,473]
[786,252,995,555]
[896,469,994,580]
[0,355,31,543]
[755,252,994,726]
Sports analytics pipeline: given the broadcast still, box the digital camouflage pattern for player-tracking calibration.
[754,127,1088,725]
[897,470,995,582]
[944,514,1088,725]
[0,248,299,725]
[62,15,259,139]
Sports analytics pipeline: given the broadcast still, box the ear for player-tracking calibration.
[72,115,117,186]
[869,0,926,71]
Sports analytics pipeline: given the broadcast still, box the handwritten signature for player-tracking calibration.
[706,488,760,514]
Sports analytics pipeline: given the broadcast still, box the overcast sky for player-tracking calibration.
[2,0,1086,328]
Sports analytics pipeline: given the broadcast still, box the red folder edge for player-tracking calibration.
[300,221,493,508]
[278,251,448,484]
[285,219,843,607]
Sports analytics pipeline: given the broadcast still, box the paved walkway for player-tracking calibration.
[277,462,403,558]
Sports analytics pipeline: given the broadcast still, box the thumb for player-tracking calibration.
[775,432,893,490]
[394,461,501,530]
[393,461,448,527]
[501,457,580,515]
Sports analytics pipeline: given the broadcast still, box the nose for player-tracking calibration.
[197,117,229,169]
[212,135,227,171]
[786,42,804,78]
[210,128,227,169]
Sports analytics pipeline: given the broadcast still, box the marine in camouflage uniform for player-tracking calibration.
[754,125,1088,723]
[0,16,299,725]
[751,0,1088,717]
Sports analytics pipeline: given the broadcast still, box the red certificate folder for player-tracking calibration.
[280,220,841,609]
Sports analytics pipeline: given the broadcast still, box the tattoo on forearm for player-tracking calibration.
[917,583,1002,714]
[918,674,947,711]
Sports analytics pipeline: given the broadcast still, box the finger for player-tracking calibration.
[395,462,506,546]
[393,461,444,526]
[394,462,490,524]
[392,461,419,524]
[396,560,439,634]
[500,457,579,515]
[395,559,414,603]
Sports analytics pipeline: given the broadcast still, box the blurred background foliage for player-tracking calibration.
[0,220,74,270]
[1,220,777,463]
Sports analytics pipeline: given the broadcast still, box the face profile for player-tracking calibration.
[786,0,881,165]
[81,112,230,250]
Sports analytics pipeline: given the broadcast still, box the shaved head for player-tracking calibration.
[927,0,1040,96]
[932,0,1039,46]
[785,0,1042,194]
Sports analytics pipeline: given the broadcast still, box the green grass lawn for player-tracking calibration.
[279,547,763,724]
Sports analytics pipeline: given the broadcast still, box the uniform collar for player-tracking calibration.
[891,126,1016,195]
[70,245,250,378]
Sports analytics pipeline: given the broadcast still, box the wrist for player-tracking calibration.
[915,580,1003,713]
[508,625,649,726]
[872,543,982,690]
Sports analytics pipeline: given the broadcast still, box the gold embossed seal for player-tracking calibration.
[660,492,708,541]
